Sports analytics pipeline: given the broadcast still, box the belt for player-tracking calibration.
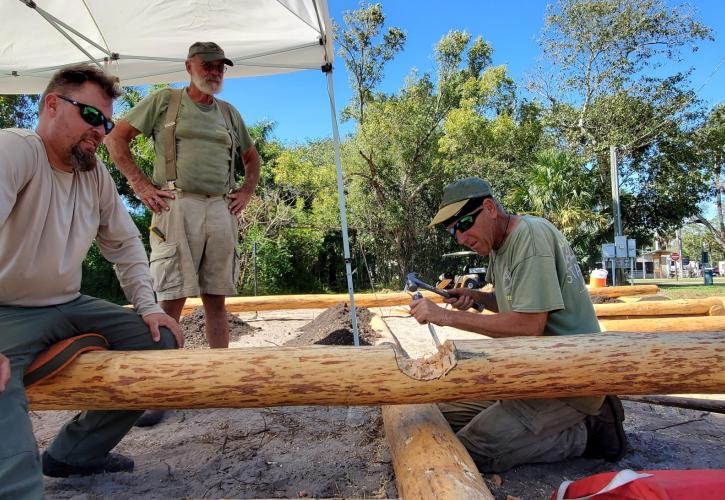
[157,185,228,199]
[175,190,227,199]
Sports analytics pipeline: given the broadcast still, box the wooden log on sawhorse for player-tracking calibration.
[27,332,724,410]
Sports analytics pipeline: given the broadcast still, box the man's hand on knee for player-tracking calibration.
[142,312,185,348]
[0,353,10,392]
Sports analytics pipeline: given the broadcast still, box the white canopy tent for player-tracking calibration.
[0,0,361,344]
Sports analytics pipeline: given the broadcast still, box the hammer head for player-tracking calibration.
[405,272,419,292]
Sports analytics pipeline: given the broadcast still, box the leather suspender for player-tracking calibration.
[216,100,239,191]
[162,88,183,189]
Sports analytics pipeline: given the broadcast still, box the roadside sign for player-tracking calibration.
[671,252,680,261]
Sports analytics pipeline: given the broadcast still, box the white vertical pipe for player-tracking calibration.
[325,69,360,347]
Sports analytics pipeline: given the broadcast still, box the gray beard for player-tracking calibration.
[191,73,222,95]
[70,144,97,172]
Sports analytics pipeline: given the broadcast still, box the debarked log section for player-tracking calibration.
[27,332,723,410]
[383,404,494,500]
[594,298,725,317]
[600,316,725,332]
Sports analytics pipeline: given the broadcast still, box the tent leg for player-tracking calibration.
[325,69,360,347]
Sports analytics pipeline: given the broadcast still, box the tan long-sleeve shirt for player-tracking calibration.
[0,128,161,316]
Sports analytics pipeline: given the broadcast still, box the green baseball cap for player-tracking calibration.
[187,41,233,66]
[429,177,493,226]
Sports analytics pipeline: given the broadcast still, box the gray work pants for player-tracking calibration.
[439,398,588,473]
[0,295,177,499]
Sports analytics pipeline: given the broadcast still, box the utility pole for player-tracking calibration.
[610,145,622,237]
[610,145,625,285]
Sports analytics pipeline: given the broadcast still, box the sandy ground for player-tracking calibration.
[32,304,724,499]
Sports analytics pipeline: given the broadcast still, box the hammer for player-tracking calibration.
[405,272,485,312]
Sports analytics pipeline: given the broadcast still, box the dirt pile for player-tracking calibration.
[284,302,380,346]
[180,306,259,349]
[590,296,623,304]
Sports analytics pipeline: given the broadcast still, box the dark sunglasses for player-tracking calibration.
[56,95,115,134]
[448,208,483,237]
[201,61,227,74]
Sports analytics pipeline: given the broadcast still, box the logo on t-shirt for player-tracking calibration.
[502,266,513,302]
[559,238,585,289]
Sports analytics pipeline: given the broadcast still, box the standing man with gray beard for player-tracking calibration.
[107,42,260,344]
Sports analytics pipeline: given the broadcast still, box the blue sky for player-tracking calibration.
[217,0,724,144]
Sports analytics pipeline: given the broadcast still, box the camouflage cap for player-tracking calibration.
[429,177,493,226]
[187,41,233,66]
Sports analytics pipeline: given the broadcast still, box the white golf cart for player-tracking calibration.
[435,251,488,290]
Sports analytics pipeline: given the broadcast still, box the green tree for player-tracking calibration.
[680,222,724,265]
[345,30,519,282]
[335,2,406,124]
[532,0,713,248]
[0,95,39,128]
[511,148,606,267]
[691,105,725,251]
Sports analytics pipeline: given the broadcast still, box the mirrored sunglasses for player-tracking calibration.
[57,95,115,134]
[448,208,483,237]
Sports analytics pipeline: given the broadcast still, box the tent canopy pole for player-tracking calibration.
[325,67,360,347]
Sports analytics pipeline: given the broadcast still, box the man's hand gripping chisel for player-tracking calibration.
[405,272,485,312]
[405,272,485,348]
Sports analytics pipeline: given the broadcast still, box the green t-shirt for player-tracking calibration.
[124,88,254,195]
[488,216,603,414]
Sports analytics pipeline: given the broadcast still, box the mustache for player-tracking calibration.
[70,132,101,172]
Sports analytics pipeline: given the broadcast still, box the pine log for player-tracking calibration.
[383,404,493,500]
[181,291,446,315]
[587,285,659,298]
[27,332,723,410]
[594,298,724,317]
[178,284,660,316]
[620,395,725,414]
[600,316,725,332]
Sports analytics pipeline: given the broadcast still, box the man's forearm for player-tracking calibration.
[239,147,261,195]
[106,140,150,188]
[440,309,547,338]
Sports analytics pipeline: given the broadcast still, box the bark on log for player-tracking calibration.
[383,404,493,500]
[594,298,724,317]
[27,332,724,410]
[587,285,658,298]
[178,284,659,315]
[620,395,725,414]
[181,291,446,315]
[600,316,725,332]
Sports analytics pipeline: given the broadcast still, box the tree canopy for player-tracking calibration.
[4,0,720,297]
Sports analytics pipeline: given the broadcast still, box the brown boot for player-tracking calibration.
[583,395,628,461]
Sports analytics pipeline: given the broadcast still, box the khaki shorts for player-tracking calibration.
[439,398,587,473]
[149,191,240,300]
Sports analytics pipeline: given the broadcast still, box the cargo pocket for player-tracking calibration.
[149,242,182,291]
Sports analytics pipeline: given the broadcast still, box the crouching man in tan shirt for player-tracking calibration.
[0,64,183,499]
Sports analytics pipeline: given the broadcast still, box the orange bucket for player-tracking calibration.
[589,269,608,287]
